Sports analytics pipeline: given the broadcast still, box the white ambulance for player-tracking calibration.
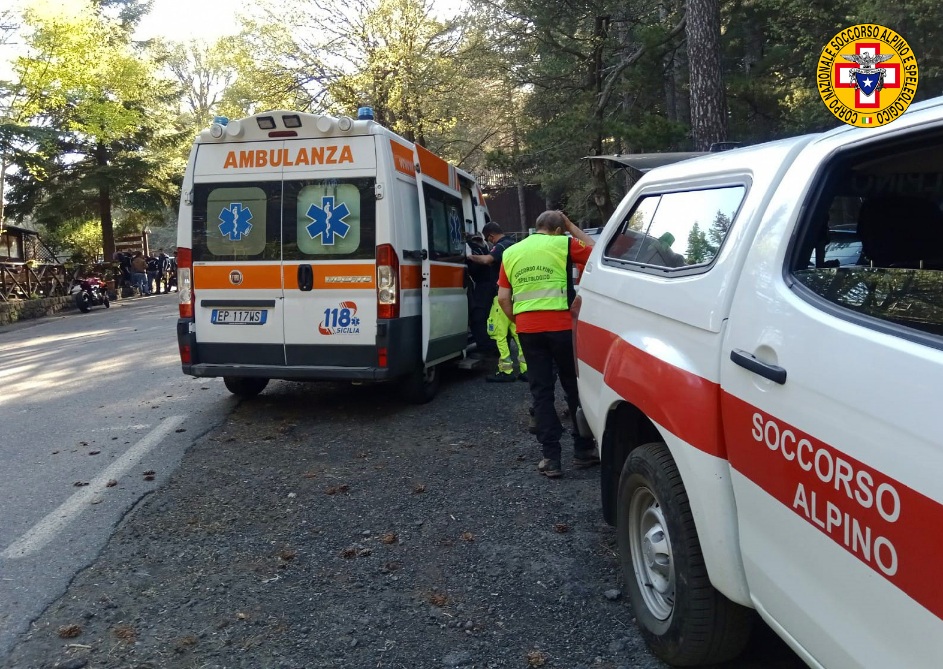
[175,109,489,402]
[574,96,943,667]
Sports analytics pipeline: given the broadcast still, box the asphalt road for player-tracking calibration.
[0,294,233,659]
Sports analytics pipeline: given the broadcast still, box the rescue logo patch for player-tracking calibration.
[818,24,918,128]
[306,196,351,245]
[219,202,254,241]
[319,301,361,335]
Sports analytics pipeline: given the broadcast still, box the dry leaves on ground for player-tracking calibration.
[527,649,549,667]
[56,624,81,639]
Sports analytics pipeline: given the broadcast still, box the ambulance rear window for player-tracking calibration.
[190,178,377,262]
[192,182,281,261]
[283,178,376,260]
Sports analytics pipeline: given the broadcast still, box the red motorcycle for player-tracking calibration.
[71,276,110,313]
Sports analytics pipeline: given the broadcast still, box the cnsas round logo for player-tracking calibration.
[817,24,918,128]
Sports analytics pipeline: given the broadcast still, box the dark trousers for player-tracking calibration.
[469,283,498,355]
[518,329,593,460]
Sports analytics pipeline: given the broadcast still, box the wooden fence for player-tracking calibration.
[0,262,71,303]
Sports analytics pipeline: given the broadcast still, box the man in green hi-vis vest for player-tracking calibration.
[497,210,598,479]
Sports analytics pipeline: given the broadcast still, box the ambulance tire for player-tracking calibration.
[617,442,753,666]
[223,376,269,399]
[402,364,440,404]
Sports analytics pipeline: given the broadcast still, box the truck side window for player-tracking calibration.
[791,138,943,340]
[604,186,745,270]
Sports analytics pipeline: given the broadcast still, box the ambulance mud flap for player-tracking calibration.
[177,319,197,374]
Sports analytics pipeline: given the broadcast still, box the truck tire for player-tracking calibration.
[617,442,753,666]
[223,376,269,399]
[401,364,439,404]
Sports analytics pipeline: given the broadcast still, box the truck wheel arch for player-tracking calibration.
[601,401,662,525]
[601,398,753,607]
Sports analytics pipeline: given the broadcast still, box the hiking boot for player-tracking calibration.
[486,372,516,383]
[573,449,600,469]
[517,372,529,382]
[537,458,562,478]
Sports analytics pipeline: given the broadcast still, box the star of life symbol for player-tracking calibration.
[835,43,900,109]
[306,196,351,246]
[218,203,253,242]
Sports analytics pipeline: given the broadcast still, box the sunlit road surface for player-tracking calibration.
[0,295,232,660]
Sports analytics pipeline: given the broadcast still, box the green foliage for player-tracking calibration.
[686,222,710,264]
[3,0,182,256]
[39,218,103,262]
[3,0,943,241]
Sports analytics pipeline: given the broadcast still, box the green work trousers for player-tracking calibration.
[487,297,527,376]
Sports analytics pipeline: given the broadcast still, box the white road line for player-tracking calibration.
[1,415,186,560]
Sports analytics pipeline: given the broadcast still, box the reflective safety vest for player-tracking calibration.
[501,233,569,314]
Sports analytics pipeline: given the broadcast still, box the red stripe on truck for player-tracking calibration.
[723,393,943,621]
[576,321,727,459]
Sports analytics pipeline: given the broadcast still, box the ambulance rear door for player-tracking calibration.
[189,140,286,368]
[281,136,379,368]
[414,144,468,363]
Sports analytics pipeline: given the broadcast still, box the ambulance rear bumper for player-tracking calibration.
[177,317,420,382]
[184,363,393,382]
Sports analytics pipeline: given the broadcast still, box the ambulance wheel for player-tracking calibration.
[402,364,440,404]
[617,441,753,666]
[223,376,269,399]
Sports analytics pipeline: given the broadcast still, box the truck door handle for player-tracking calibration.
[730,349,787,385]
[297,264,314,292]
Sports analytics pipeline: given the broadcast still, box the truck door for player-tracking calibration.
[190,141,286,368]
[721,128,943,667]
[281,137,379,367]
[414,144,468,363]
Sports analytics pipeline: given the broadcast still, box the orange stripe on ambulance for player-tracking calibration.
[752,412,901,576]
[222,145,354,169]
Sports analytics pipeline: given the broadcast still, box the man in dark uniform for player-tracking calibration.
[467,223,516,355]
[465,232,497,356]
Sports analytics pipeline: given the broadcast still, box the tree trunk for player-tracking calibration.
[516,178,527,233]
[686,0,728,151]
[590,15,614,224]
[96,143,115,260]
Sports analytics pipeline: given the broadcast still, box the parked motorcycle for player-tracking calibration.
[71,276,110,313]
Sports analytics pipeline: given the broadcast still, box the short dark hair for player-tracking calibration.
[482,222,503,237]
[535,210,565,233]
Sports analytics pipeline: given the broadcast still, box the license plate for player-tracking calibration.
[211,309,268,325]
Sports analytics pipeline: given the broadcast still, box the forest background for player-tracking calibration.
[0,0,940,261]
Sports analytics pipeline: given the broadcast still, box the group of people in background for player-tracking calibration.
[466,212,598,479]
[114,248,176,296]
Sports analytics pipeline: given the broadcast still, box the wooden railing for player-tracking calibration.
[0,262,71,303]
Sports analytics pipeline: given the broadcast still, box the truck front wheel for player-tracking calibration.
[617,442,753,666]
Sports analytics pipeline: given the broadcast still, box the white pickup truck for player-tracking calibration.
[573,96,943,668]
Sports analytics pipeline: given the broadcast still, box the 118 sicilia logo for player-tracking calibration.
[818,24,918,128]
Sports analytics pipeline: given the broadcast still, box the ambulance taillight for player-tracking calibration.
[376,244,400,319]
[177,247,194,319]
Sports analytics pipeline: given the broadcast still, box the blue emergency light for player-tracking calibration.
[357,107,375,120]
[213,116,229,126]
